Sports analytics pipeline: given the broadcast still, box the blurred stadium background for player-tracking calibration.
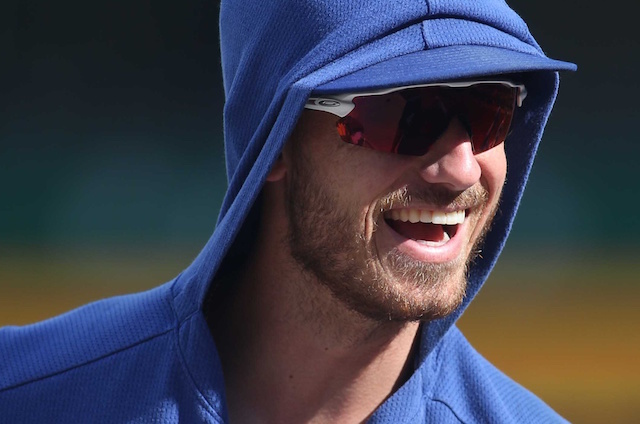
[2,1,638,422]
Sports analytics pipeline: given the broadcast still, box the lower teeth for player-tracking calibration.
[415,231,450,245]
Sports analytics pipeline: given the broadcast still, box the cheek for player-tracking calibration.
[325,146,409,205]
[296,111,412,203]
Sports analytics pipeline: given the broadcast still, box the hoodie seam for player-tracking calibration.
[0,326,174,394]
[423,329,468,423]
[422,13,538,52]
[420,0,431,49]
[169,281,226,422]
[429,396,467,423]
[292,13,436,92]
[173,317,226,422]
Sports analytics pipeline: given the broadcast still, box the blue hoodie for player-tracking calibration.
[0,1,575,422]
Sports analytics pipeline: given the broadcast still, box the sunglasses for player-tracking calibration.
[304,80,526,156]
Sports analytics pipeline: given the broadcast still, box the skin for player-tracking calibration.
[211,109,508,423]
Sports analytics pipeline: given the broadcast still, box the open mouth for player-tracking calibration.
[383,208,465,245]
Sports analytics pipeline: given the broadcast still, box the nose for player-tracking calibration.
[417,118,481,191]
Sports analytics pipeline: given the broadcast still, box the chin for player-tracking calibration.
[335,255,469,323]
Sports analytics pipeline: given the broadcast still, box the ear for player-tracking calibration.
[265,153,287,182]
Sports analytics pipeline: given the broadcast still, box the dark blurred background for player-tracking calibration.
[1,1,638,422]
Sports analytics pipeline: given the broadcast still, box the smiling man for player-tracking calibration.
[209,81,523,423]
[286,104,508,318]
[1,1,576,423]
[286,93,510,322]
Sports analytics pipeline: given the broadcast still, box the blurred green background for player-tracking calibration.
[1,1,638,422]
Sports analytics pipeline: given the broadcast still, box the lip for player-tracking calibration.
[376,209,470,264]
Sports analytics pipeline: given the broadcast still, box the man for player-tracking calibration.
[0,0,575,422]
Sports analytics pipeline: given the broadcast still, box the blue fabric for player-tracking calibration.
[1,1,575,422]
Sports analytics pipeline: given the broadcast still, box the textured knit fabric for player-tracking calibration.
[1,1,575,422]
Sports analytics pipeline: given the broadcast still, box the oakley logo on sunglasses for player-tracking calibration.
[316,99,342,108]
[305,80,526,156]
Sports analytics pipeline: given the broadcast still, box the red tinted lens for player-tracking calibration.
[458,84,517,154]
[335,84,518,156]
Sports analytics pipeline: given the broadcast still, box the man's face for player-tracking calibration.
[281,108,507,322]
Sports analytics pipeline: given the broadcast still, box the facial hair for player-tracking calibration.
[285,148,498,323]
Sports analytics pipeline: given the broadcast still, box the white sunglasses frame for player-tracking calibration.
[304,80,527,118]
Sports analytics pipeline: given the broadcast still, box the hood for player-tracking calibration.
[172,0,576,358]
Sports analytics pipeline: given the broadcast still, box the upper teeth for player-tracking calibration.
[385,209,465,225]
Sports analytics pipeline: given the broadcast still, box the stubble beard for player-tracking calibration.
[285,153,498,323]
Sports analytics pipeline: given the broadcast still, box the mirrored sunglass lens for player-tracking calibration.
[341,92,407,152]
[393,92,449,155]
[462,86,517,153]
[336,84,518,156]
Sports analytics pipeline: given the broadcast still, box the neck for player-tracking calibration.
[209,243,421,424]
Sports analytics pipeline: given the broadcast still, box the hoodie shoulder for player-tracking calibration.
[0,282,226,423]
[0,283,176,392]
[427,326,568,423]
